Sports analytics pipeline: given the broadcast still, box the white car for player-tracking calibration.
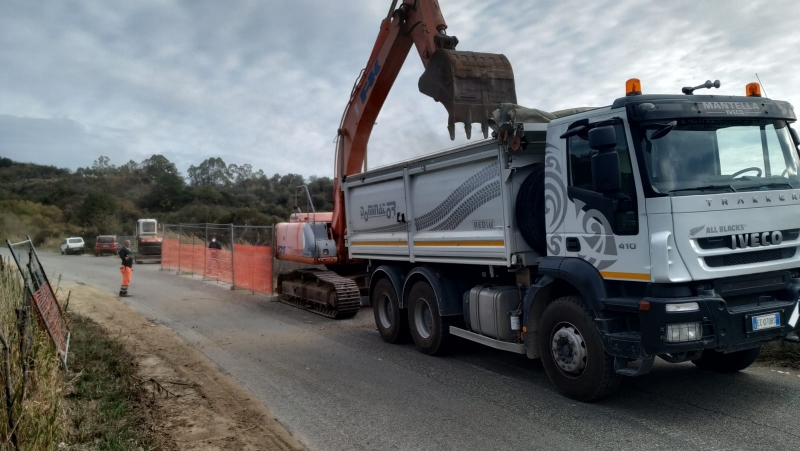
[60,237,86,255]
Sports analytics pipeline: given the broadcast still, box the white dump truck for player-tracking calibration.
[334,80,800,401]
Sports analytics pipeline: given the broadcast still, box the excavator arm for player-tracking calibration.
[274,0,516,319]
[332,0,517,261]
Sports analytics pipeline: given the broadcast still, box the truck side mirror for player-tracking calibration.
[589,126,622,193]
[790,127,800,148]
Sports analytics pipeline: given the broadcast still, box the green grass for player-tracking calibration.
[65,314,158,450]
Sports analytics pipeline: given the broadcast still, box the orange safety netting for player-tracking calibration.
[161,239,272,294]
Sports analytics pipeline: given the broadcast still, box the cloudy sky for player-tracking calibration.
[1,0,798,178]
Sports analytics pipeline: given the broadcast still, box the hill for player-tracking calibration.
[0,155,333,247]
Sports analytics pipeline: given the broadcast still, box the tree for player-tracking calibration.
[139,172,188,212]
[141,154,180,183]
[78,191,117,225]
[85,211,121,235]
[187,157,231,187]
[91,156,115,176]
[230,163,253,184]
[119,160,141,177]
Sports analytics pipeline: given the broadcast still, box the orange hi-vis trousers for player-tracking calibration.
[120,266,132,294]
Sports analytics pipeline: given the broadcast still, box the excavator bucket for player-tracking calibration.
[418,49,517,140]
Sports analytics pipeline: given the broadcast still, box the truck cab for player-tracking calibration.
[518,83,800,396]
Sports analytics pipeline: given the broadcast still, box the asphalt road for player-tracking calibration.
[9,250,800,451]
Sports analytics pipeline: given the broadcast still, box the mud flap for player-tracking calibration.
[418,49,516,140]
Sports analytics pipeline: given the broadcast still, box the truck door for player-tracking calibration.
[561,113,651,282]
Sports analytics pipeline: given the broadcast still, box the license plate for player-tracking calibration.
[752,313,781,331]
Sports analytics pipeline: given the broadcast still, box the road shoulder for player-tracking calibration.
[64,282,306,451]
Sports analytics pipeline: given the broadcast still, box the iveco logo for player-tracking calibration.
[706,193,799,207]
[730,231,783,250]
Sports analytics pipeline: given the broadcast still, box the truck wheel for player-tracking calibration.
[407,280,449,355]
[516,163,546,254]
[692,346,761,373]
[372,278,409,343]
[538,296,620,402]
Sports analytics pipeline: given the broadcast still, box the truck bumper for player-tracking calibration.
[638,296,800,356]
[602,290,800,369]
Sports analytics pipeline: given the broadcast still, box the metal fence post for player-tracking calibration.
[230,223,235,290]
[177,224,183,274]
[160,223,164,271]
[191,232,195,277]
[204,223,209,280]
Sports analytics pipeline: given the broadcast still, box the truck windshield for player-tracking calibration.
[141,222,156,233]
[634,119,800,195]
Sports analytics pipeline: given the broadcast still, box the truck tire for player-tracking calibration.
[516,164,546,254]
[407,280,450,356]
[692,346,761,373]
[538,296,620,402]
[372,278,409,344]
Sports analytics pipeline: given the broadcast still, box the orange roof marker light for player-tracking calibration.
[746,82,762,97]
[626,78,642,96]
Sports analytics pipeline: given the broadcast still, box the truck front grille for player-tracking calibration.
[697,229,800,250]
[704,247,797,268]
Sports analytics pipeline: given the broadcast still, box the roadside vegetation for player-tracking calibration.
[64,314,160,449]
[0,258,162,449]
[0,258,63,450]
[0,155,333,251]
[760,339,800,369]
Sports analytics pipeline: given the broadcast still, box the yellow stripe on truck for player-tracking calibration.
[414,240,505,247]
[350,241,408,246]
[600,271,651,281]
[350,240,504,247]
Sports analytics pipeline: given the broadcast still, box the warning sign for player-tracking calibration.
[6,237,71,368]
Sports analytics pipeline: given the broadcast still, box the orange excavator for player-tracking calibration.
[274,0,517,318]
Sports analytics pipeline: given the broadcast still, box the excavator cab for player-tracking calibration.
[419,49,517,140]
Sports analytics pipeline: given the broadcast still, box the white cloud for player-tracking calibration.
[0,0,798,177]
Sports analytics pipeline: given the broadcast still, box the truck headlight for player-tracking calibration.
[665,322,702,343]
[666,302,700,313]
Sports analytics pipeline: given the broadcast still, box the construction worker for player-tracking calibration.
[207,236,222,278]
[208,236,222,250]
[118,239,133,297]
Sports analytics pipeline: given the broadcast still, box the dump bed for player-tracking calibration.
[343,124,548,267]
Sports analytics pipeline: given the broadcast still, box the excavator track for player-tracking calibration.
[277,269,361,319]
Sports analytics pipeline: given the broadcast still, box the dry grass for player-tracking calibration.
[0,257,63,450]
[760,338,800,369]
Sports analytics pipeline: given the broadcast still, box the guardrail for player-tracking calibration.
[160,223,273,294]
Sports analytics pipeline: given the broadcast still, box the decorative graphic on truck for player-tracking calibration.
[574,200,618,270]
[353,161,501,234]
[545,146,618,270]
[431,180,501,231]
[544,146,567,255]
[415,161,500,231]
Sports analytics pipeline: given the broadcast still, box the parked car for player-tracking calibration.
[60,237,85,255]
[95,235,120,256]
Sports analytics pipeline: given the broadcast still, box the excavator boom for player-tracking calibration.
[274,0,517,319]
